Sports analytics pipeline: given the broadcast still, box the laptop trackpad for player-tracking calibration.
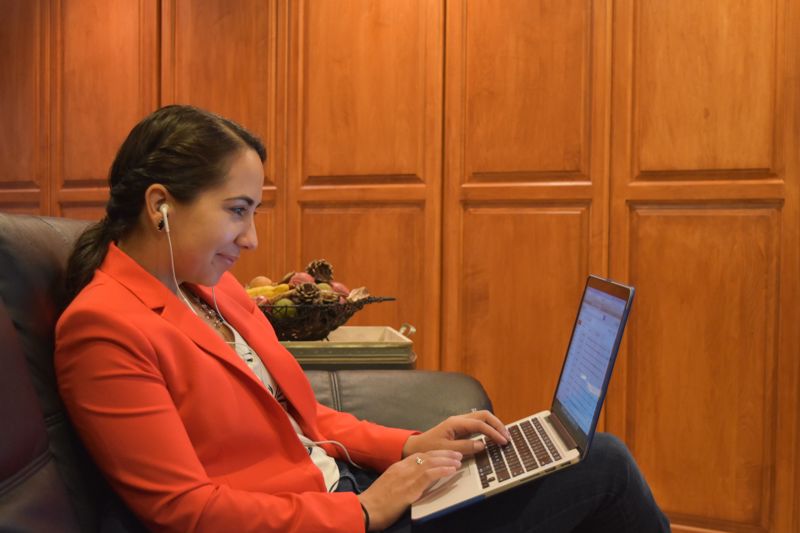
[420,465,470,498]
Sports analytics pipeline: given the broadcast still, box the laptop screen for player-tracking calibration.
[551,277,633,452]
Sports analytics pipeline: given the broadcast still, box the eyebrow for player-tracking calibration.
[225,196,262,208]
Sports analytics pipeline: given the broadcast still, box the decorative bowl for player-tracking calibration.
[259,296,395,341]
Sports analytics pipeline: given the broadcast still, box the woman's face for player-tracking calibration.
[169,148,265,287]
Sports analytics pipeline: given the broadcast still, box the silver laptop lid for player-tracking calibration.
[550,275,634,456]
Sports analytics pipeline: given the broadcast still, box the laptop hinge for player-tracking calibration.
[547,414,578,451]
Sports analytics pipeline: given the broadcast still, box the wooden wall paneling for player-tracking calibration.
[54,0,159,219]
[442,0,610,421]
[287,0,443,369]
[779,2,800,530]
[780,0,800,530]
[0,0,49,214]
[609,0,799,531]
[636,1,776,173]
[161,0,283,285]
[627,207,779,531]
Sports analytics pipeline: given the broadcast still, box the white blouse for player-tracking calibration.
[226,326,341,491]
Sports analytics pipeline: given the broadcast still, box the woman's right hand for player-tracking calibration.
[357,450,462,531]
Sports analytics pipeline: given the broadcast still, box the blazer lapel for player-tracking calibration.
[100,244,270,393]
[194,283,319,425]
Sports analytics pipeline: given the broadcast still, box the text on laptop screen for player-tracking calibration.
[554,286,626,434]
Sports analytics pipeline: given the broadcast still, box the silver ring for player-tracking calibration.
[416,456,424,465]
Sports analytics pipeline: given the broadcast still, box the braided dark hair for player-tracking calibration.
[64,105,266,302]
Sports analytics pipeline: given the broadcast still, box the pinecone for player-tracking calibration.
[292,282,321,305]
[306,259,334,283]
[319,290,339,304]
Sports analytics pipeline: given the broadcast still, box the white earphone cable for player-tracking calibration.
[164,218,196,312]
[312,439,363,470]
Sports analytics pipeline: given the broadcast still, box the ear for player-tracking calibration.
[144,184,170,232]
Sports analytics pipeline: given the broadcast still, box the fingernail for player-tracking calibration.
[473,440,485,452]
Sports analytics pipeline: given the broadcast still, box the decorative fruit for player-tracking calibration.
[289,272,315,287]
[246,283,290,299]
[331,281,349,296]
[272,298,297,318]
[245,259,374,313]
[246,285,274,298]
[271,283,291,296]
[248,275,272,288]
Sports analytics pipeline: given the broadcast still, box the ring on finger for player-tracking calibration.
[416,456,424,465]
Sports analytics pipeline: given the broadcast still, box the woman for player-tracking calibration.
[55,105,670,532]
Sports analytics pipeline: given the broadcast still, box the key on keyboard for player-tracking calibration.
[475,419,559,489]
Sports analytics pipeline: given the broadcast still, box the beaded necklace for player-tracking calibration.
[181,288,257,364]
[182,289,226,330]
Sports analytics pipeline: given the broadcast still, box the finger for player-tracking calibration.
[414,456,462,485]
[467,410,511,439]
[448,417,509,445]
[422,465,460,485]
[408,451,462,469]
[432,437,488,457]
[422,449,464,460]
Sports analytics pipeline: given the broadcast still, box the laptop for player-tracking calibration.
[411,275,634,522]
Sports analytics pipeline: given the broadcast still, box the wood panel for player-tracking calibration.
[163,0,282,285]
[627,207,778,530]
[635,0,776,173]
[55,0,158,215]
[59,204,104,222]
[0,0,48,213]
[442,0,610,420]
[464,0,589,178]
[610,1,799,531]
[301,1,426,180]
[287,0,443,368]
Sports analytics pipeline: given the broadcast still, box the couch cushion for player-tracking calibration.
[306,370,492,431]
[0,214,110,532]
[0,300,80,531]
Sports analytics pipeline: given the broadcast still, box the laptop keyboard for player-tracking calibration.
[475,417,562,489]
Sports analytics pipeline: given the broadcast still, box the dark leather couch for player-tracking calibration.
[0,213,491,532]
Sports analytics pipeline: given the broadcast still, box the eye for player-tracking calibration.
[230,206,247,217]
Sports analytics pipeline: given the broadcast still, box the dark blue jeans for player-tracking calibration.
[336,432,671,532]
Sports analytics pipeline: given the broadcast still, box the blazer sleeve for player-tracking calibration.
[314,402,417,472]
[55,305,366,533]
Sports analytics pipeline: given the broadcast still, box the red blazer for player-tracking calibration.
[55,244,414,533]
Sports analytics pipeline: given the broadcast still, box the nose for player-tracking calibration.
[236,217,258,250]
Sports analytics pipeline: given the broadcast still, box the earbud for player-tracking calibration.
[158,204,170,233]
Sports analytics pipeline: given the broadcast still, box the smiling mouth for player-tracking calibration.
[218,254,239,266]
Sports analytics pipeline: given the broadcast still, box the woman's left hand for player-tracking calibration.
[402,410,511,458]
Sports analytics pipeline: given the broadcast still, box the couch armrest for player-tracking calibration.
[306,369,493,431]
